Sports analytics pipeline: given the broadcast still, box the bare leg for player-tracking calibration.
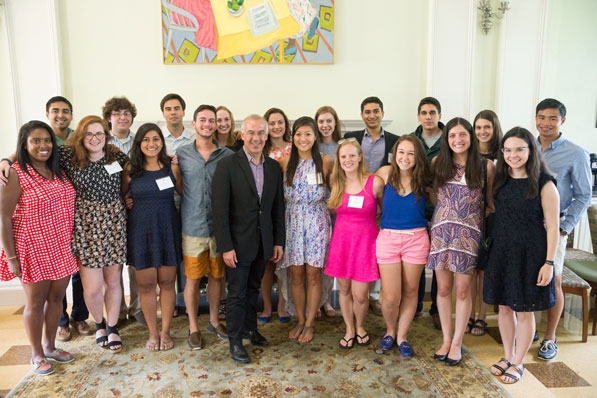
[22,280,51,364]
[379,262,401,338]
[449,272,473,360]
[299,265,322,343]
[104,264,123,349]
[207,274,223,328]
[43,278,71,353]
[503,311,534,383]
[158,266,177,350]
[136,267,159,350]
[544,275,563,341]
[260,261,275,318]
[184,278,201,333]
[352,281,370,342]
[396,262,424,344]
[337,278,355,342]
[434,269,454,355]
[289,265,307,326]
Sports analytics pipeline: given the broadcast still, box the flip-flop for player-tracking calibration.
[356,332,371,346]
[338,335,355,350]
[146,339,160,352]
[160,338,174,351]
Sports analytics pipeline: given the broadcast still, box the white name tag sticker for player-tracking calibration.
[104,162,123,175]
[347,195,364,208]
[307,172,322,185]
[388,153,393,163]
[156,176,174,190]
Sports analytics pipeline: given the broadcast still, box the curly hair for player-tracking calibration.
[102,96,137,128]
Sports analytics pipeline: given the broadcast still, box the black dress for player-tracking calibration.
[483,172,556,312]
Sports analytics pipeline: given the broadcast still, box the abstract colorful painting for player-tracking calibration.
[161,0,334,64]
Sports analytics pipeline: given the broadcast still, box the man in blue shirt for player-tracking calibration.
[535,98,592,360]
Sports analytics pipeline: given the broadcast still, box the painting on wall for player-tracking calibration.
[161,0,334,64]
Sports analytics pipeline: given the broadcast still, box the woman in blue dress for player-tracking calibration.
[278,116,334,343]
[121,123,182,351]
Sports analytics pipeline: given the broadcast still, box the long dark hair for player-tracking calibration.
[433,117,483,191]
[473,109,503,159]
[493,127,549,199]
[285,116,324,187]
[128,123,171,179]
[16,120,63,180]
[387,135,431,201]
[263,108,291,156]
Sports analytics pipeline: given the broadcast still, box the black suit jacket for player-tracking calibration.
[212,149,285,262]
[344,129,399,169]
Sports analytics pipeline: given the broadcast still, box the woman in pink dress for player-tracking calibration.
[324,139,384,349]
[0,121,78,375]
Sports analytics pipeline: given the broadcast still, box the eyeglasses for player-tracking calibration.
[85,132,105,139]
[501,146,528,154]
[111,111,132,118]
[338,137,357,145]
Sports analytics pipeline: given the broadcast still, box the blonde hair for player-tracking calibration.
[327,139,370,209]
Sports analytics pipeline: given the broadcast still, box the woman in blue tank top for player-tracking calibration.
[375,135,434,357]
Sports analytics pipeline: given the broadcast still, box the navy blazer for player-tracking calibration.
[344,129,399,169]
[212,149,285,262]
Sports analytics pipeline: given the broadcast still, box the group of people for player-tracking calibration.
[0,94,592,385]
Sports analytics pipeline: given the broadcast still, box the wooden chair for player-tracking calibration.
[563,204,597,341]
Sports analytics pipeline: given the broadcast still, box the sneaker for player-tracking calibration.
[187,331,204,350]
[44,348,74,363]
[71,319,92,336]
[56,326,71,342]
[538,339,558,360]
[207,322,229,339]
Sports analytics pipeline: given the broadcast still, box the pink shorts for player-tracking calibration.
[376,228,430,265]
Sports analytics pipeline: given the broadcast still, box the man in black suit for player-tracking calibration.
[344,96,399,316]
[212,114,285,364]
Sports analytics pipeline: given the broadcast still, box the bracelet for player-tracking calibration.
[5,255,17,261]
[0,158,13,166]
[545,260,554,266]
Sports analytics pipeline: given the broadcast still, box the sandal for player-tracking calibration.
[491,358,511,376]
[95,319,108,349]
[146,338,160,352]
[339,335,355,349]
[107,324,122,353]
[298,325,314,344]
[465,317,475,334]
[289,323,304,340]
[160,335,174,351]
[471,319,488,336]
[501,364,524,384]
[31,358,54,375]
[356,332,371,346]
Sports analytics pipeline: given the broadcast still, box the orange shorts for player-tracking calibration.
[182,234,224,279]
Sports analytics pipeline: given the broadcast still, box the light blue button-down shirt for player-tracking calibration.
[361,129,387,172]
[539,133,592,233]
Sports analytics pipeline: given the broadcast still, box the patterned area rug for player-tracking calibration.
[8,312,509,397]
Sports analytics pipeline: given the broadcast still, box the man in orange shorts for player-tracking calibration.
[177,105,233,350]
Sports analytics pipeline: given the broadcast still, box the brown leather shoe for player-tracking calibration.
[71,319,92,336]
[187,331,204,350]
[369,299,382,316]
[57,326,72,342]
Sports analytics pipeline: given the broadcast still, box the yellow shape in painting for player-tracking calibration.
[250,49,274,64]
[164,52,175,64]
[178,39,200,63]
[211,0,300,60]
[212,56,237,64]
[301,34,319,53]
[319,6,333,32]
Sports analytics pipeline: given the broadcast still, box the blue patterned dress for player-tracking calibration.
[279,159,331,269]
[427,163,484,274]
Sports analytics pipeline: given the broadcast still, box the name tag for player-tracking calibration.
[156,176,174,190]
[104,162,122,175]
[347,195,364,208]
[307,172,322,185]
[388,153,393,163]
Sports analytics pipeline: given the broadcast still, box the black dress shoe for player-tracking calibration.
[244,330,269,346]
[445,356,462,366]
[230,344,250,363]
[434,353,447,361]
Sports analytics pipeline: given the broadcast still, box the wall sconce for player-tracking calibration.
[478,0,511,34]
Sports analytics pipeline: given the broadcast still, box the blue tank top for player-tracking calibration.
[380,184,427,230]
